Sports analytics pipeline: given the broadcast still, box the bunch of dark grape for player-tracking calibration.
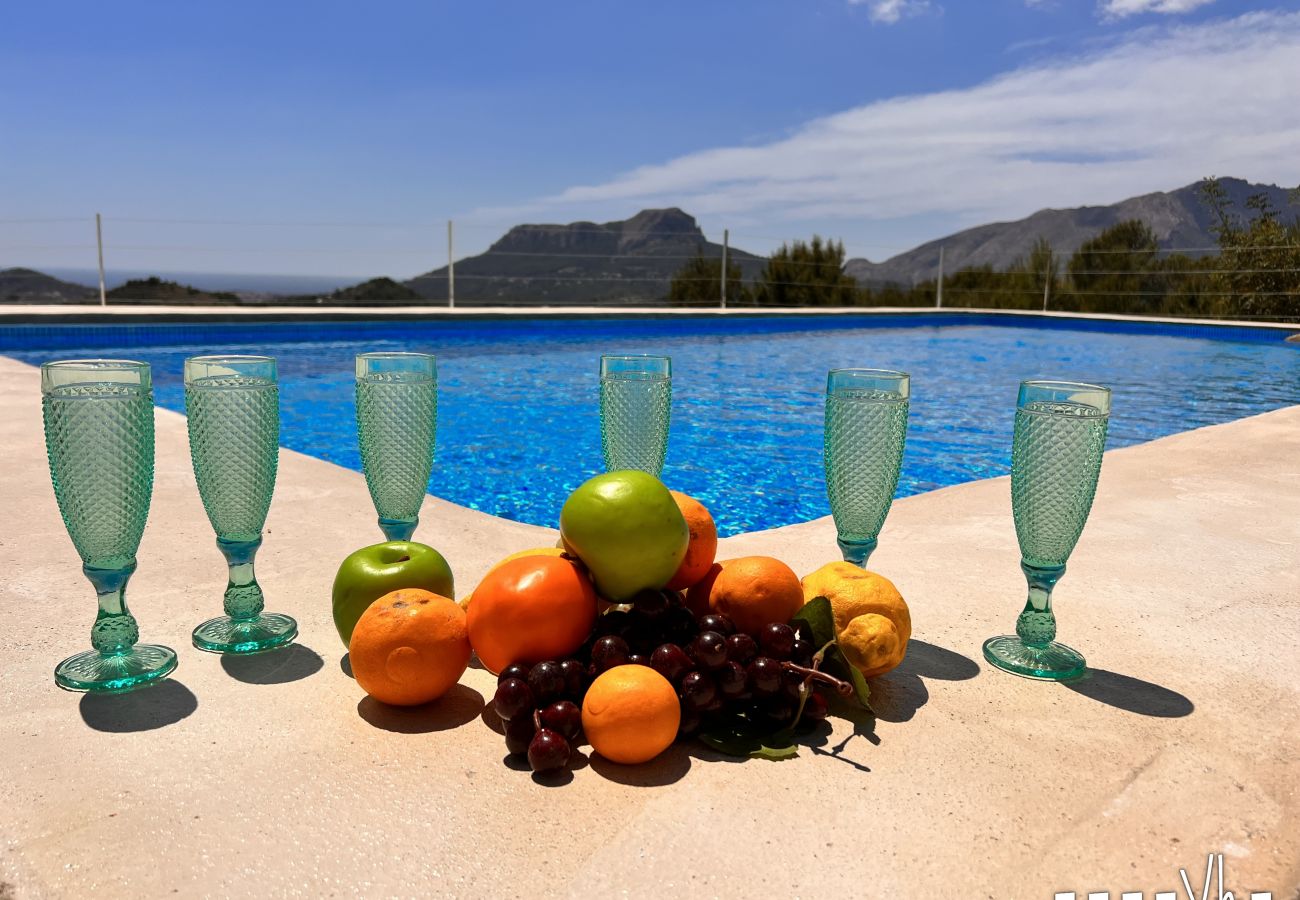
[492,588,836,773]
[591,588,833,738]
[491,658,586,774]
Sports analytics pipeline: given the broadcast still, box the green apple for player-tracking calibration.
[559,470,688,602]
[331,541,455,648]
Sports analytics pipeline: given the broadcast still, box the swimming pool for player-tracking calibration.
[3,313,1297,536]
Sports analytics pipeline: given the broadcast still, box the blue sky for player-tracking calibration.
[2,0,1299,281]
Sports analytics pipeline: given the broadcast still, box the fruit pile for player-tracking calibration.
[335,468,912,778]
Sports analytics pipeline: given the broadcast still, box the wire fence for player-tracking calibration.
[2,213,1298,322]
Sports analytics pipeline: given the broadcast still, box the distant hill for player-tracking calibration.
[405,208,765,305]
[105,276,238,304]
[845,178,1300,287]
[325,277,421,305]
[0,267,96,303]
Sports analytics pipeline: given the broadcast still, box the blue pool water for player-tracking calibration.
[3,314,1297,536]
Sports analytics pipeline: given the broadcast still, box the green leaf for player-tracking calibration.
[698,719,800,761]
[753,730,799,761]
[821,644,873,711]
[790,596,836,647]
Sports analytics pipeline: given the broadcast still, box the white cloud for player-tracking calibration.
[1100,0,1215,20]
[848,0,933,24]
[480,12,1300,256]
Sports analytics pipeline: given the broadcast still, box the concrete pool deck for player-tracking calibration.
[1,351,1297,898]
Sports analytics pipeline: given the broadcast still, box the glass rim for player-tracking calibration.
[356,351,436,360]
[1020,379,1111,395]
[600,353,670,361]
[185,354,275,365]
[41,358,148,371]
[827,367,909,380]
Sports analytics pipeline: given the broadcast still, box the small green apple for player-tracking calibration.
[559,470,688,602]
[331,541,455,648]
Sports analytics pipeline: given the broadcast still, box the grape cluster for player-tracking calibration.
[491,587,833,774]
[492,659,586,774]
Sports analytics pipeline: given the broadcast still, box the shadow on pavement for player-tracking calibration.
[356,683,485,733]
[1063,668,1194,718]
[79,679,198,733]
[221,643,324,685]
[589,742,692,787]
[869,639,980,723]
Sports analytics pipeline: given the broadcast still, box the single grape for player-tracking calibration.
[596,610,633,637]
[650,643,693,683]
[592,635,630,672]
[504,714,537,755]
[628,653,649,667]
[762,697,796,728]
[688,631,728,670]
[528,728,571,773]
[697,613,735,636]
[493,677,534,721]
[499,662,531,684]
[782,670,805,701]
[540,700,582,741]
[527,661,565,705]
[790,638,814,667]
[801,691,830,723]
[680,671,717,711]
[759,623,796,661]
[631,589,670,617]
[747,656,783,695]
[725,632,758,665]
[560,659,586,698]
[663,606,698,643]
[716,661,748,699]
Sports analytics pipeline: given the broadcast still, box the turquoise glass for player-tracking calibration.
[185,355,298,654]
[599,354,671,477]
[823,368,910,567]
[41,359,178,692]
[983,380,1111,680]
[355,352,437,541]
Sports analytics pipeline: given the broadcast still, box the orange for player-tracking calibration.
[697,556,804,636]
[348,588,471,706]
[664,491,718,591]
[582,665,681,764]
[466,554,598,674]
[801,561,911,677]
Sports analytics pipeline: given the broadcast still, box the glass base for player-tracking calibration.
[982,635,1086,681]
[55,644,178,694]
[192,613,298,655]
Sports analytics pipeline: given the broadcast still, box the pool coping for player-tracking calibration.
[1,303,1297,336]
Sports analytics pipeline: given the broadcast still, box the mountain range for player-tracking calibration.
[404,208,765,305]
[4,178,1296,305]
[844,177,1300,287]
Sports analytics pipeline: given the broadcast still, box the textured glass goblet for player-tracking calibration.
[599,354,671,477]
[355,352,437,541]
[185,355,297,654]
[823,368,910,567]
[42,360,178,692]
[983,380,1111,681]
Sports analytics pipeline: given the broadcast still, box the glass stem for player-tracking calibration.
[379,516,417,542]
[1016,561,1065,648]
[218,536,265,622]
[86,560,141,656]
[838,536,878,568]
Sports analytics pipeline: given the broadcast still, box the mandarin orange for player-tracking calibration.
[664,491,718,591]
[348,588,471,706]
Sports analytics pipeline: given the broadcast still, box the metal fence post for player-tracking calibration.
[721,228,728,310]
[447,220,455,308]
[95,213,106,306]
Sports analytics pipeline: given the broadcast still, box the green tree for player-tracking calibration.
[1065,220,1160,314]
[751,236,858,307]
[666,251,747,307]
[1198,177,1300,319]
